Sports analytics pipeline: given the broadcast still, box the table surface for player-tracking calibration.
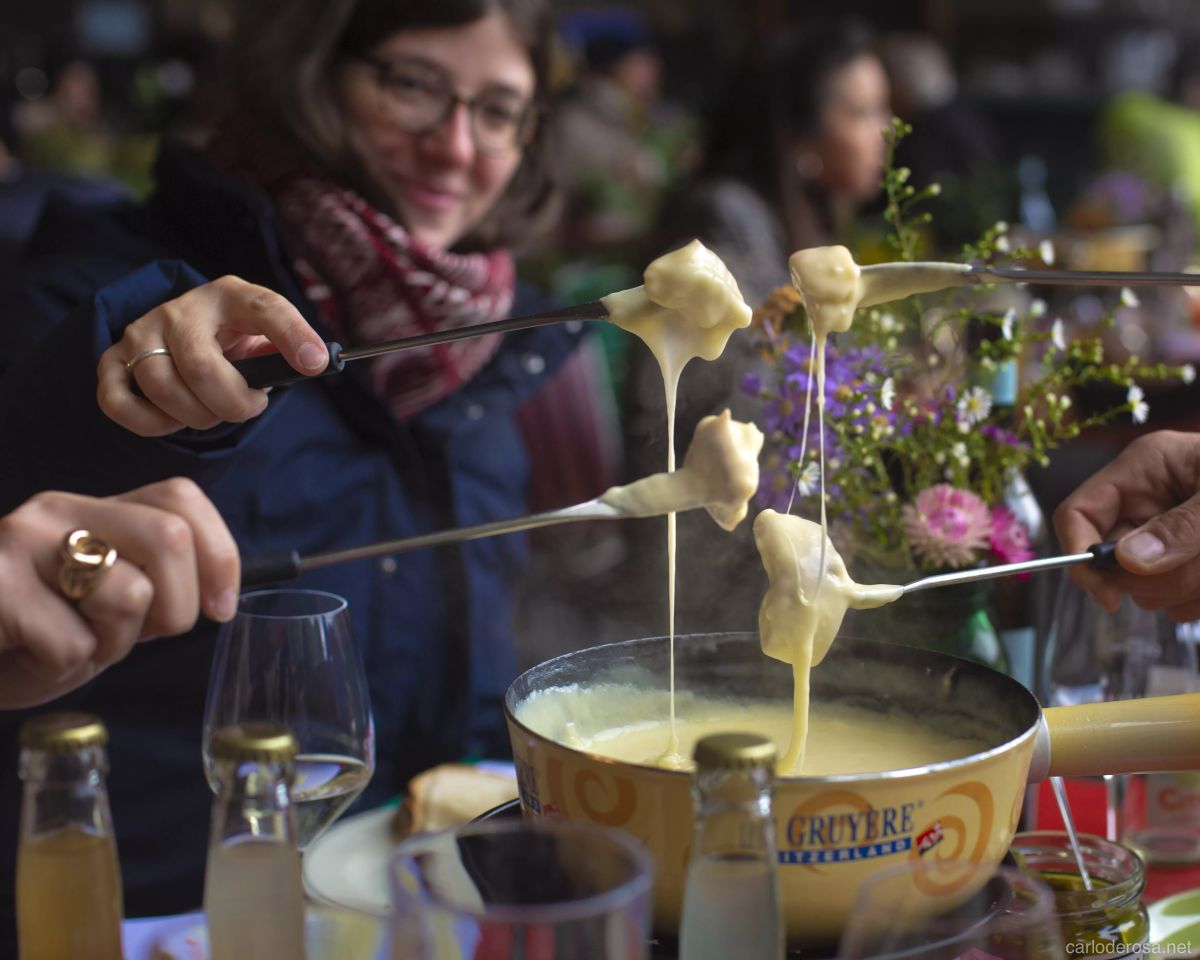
[122,776,1200,959]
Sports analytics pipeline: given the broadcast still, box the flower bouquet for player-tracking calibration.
[745,120,1193,582]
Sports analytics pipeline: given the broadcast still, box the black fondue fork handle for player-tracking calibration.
[131,300,609,394]
[129,343,346,398]
[1088,541,1118,569]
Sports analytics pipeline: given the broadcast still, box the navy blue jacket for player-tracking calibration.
[0,142,580,932]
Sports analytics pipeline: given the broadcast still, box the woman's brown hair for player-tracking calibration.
[227,0,558,251]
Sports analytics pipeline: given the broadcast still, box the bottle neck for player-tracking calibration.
[209,757,297,848]
[692,765,776,861]
[980,358,1018,411]
[18,745,114,842]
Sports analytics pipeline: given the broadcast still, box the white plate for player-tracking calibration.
[1149,887,1200,956]
[303,805,398,918]
[303,763,518,917]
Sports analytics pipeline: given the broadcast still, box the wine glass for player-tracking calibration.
[837,860,1064,959]
[202,589,375,849]
[388,819,654,960]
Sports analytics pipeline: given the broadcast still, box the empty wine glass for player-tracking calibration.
[202,589,375,849]
[837,860,1064,959]
[389,819,654,960]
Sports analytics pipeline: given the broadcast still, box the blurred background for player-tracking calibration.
[6,0,1200,661]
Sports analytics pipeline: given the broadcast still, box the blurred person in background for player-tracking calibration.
[12,58,112,178]
[879,31,1002,248]
[548,6,696,295]
[0,0,576,939]
[617,19,892,636]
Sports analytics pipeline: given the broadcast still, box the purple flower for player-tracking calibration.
[980,424,1024,448]
[741,371,763,396]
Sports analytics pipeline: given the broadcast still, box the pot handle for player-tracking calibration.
[1034,693,1200,780]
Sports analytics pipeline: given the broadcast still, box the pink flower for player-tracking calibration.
[902,484,994,569]
[989,505,1035,565]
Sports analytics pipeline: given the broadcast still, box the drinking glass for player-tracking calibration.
[388,819,654,960]
[837,861,1064,959]
[202,589,375,849]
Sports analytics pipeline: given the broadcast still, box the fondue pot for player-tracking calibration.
[503,632,1200,947]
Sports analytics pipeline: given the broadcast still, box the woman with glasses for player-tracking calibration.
[0,0,574,936]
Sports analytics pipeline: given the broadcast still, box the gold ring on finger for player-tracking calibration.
[58,529,118,602]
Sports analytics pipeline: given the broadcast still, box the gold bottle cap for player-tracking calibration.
[209,722,298,763]
[19,712,107,751]
[693,732,777,770]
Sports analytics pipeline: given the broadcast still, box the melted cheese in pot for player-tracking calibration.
[516,688,988,777]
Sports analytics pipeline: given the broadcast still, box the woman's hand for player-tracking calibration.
[1053,430,1200,621]
[0,478,239,709]
[97,276,329,437]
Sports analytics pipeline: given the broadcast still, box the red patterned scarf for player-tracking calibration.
[207,120,513,421]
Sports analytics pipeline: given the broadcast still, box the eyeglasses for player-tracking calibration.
[356,53,538,156]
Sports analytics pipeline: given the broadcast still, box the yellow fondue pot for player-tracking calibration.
[503,632,1200,948]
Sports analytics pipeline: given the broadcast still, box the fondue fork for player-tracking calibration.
[226,301,610,390]
[211,266,1200,390]
[858,261,1200,307]
[900,542,1117,595]
[241,496,636,587]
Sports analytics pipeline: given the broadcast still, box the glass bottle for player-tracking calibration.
[16,711,124,960]
[1011,831,1149,957]
[204,722,306,960]
[678,732,783,960]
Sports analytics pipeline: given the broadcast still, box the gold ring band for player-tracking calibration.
[58,530,118,601]
[125,347,172,373]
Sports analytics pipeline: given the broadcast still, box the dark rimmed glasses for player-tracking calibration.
[356,52,538,156]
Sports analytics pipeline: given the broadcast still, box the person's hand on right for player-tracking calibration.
[1053,430,1200,622]
[97,276,329,437]
[0,478,240,709]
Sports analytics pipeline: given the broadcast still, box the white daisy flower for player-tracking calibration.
[1120,287,1140,308]
[995,235,1011,253]
[1051,319,1066,351]
[880,377,896,411]
[1030,299,1047,319]
[994,220,1009,233]
[1182,364,1196,384]
[1127,384,1149,424]
[957,386,993,424]
[794,461,820,497]
[1038,239,1056,265]
[1001,307,1016,341]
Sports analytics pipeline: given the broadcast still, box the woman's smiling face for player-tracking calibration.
[338,11,535,249]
